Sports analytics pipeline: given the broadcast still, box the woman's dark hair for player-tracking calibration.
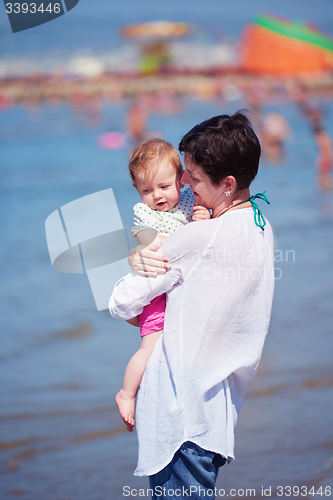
[178,111,261,189]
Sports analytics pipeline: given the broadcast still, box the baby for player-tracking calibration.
[115,138,210,431]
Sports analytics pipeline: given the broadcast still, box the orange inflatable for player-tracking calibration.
[241,14,333,75]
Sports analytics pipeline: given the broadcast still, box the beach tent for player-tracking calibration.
[240,13,333,75]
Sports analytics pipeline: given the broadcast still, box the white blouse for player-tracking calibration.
[110,207,275,477]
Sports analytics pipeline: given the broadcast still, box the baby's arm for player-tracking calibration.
[192,205,211,221]
[127,208,211,276]
[136,229,168,251]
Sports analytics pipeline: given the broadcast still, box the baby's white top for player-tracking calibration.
[132,187,194,237]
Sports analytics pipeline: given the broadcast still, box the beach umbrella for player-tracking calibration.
[121,21,193,39]
[121,21,193,74]
[240,13,333,75]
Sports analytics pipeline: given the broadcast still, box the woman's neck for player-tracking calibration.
[212,188,251,219]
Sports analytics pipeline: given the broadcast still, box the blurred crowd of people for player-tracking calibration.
[247,81,333,189]
[1,72,332,189]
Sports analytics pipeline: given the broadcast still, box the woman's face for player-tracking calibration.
[181,153,223,209]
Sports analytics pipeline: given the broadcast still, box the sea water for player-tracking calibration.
[1,93,333,499]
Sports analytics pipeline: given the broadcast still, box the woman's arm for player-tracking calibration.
[126,317,140,327]
[128,245,171,277]
[129,208,210,276]
[110,257,180,321]
[125,232,169,324]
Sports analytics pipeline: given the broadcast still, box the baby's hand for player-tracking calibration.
[192,205,211,221]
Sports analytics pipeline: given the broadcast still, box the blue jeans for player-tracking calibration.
[149,441,226,499]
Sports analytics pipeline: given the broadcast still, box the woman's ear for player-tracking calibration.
[223,175,237,194]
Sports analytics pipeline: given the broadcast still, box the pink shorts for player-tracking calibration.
[139,293,166,337]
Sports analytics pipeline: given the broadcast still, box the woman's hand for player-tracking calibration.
[128,245,171,277]
[192,205,211,221]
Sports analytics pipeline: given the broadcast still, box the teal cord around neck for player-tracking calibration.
[237,191,270,230]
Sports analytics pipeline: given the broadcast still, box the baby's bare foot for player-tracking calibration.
[115,389,135,432]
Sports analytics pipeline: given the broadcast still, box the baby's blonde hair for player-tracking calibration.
[129,138,183,185]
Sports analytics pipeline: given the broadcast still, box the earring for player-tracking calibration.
[226,191,231,197]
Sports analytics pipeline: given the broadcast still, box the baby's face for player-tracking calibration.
[134,160,181,212]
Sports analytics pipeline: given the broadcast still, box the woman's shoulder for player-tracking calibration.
[220,207,273,246]
[224,206,272,228]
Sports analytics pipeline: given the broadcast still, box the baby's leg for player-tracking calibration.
[115,329,162,432]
